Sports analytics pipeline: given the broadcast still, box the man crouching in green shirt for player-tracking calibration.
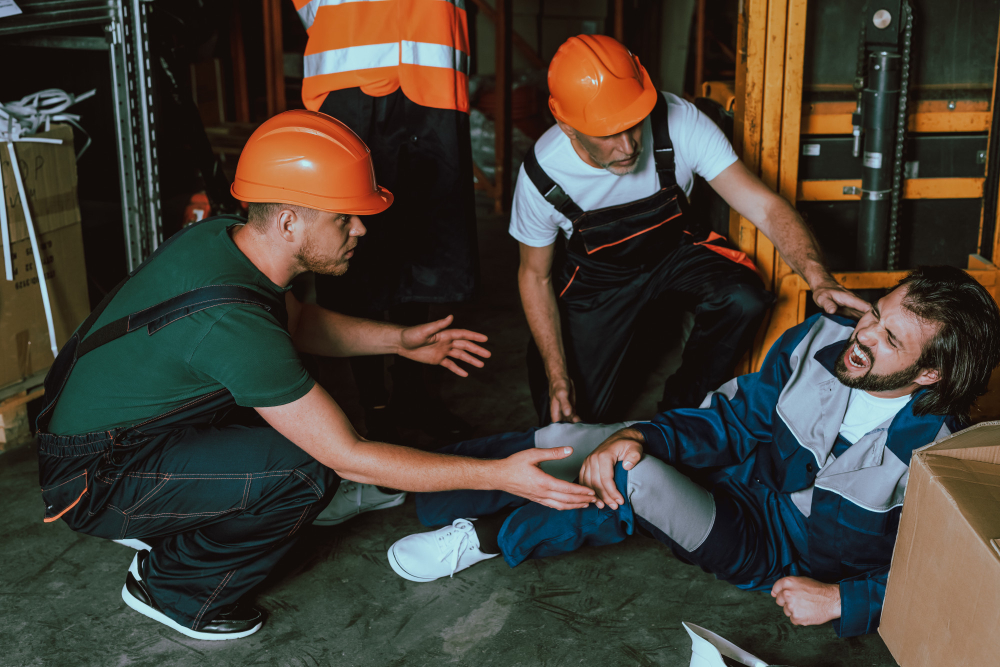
[35,110,595,641]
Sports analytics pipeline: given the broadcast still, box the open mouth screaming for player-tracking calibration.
[846,341,871,370]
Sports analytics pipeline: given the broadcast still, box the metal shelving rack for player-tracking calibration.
[1,0,161,270]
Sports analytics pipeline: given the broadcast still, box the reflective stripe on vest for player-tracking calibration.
[297,0,465,30]
[297,0,387,32]
[400,40,468,73]
[304,42,399,78]
[295,0,470,113]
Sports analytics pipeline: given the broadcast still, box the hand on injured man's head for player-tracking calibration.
[578,427,645,510]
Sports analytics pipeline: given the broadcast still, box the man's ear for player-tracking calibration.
[554,119,577,140]
[913,367,941,387]
[275,208,300,242]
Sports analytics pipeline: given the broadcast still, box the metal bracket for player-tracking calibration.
[843,186,861,195]
[5,1,161,272]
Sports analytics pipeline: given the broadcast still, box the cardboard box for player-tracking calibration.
[0,125,90,390]
[880,422,1000,666]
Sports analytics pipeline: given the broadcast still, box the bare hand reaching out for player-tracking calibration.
[499,447,596,510]
[398,315,491,377]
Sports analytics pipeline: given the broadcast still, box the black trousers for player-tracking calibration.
[315,87,479,314]
[46,411,339,630]
[529,240,774,424]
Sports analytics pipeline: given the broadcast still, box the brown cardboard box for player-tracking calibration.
[0,125,90,389]
[880,422,1000,666]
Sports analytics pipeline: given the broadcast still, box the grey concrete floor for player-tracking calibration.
[0,203,898,666]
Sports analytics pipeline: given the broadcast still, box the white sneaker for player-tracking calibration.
[112,538,152,551]
[387,518,499,582]
[313,482,407,526]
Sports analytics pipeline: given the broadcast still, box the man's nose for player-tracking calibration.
[615,131,635,155]
[856,324,878,347]
[350,216,366,237]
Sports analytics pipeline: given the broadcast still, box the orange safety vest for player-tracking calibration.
[294,0,470,113]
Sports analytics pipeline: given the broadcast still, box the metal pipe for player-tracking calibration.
[857,51,901,271]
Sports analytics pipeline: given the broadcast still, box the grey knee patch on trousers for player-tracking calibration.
[626,457,716,552]
[534,422,635,482]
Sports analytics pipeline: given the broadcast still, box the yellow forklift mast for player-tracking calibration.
[729,0,1000,418]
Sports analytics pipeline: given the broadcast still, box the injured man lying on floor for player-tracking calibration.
[385,266,1000,638]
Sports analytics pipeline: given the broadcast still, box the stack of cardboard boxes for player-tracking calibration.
[0,125,90,450]
[881,422,1000,665]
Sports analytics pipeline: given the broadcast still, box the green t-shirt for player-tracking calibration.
[48,216,315,435]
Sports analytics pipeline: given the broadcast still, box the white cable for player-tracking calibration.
[0,88,96,157]
[0,160,11,281]
[7,141,59,358]
[0,89,94,355]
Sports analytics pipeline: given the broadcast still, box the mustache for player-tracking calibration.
[848,335,874,364]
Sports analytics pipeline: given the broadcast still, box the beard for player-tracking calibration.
[296,234,351,276]
[833,337,922,393]
[599,147,642,175]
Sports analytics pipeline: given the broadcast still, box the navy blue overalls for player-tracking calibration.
[35,220,339,632]
[523,93,774,423]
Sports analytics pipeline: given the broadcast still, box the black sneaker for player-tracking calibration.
[121,551,265,640]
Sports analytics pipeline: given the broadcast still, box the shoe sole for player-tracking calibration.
[312,493,407,526]
[121,556,262,641]
[386,543,439,582]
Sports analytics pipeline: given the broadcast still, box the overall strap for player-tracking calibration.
[77,285,281,358]
[523,145,586,221]
[36,216,267,431]
[60,218,228,349]
[649,93,677,187]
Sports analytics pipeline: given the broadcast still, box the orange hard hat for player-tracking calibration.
[231,109,392,215]
[548,35,658,137]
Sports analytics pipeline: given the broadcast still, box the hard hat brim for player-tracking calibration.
[551,65,659,138]
[231,183,394,216]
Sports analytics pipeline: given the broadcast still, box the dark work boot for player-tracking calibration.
[121,550,265,640]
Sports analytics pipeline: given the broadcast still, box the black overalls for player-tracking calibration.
[524,94,775,424]
[35,221,339,632]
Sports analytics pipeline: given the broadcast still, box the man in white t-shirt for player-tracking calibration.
[514,35,869,425]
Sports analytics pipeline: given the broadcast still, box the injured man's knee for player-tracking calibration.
[387,453,717,583]
[385,266,1000,638]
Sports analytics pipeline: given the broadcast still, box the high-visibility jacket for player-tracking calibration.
[294,0,470,113]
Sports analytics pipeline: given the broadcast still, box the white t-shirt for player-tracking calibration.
[838,389,913,444]
[508,92,739,248]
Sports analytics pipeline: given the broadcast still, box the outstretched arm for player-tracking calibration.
[708,161,870,318]
[256,384,596,510]
[518,242,581,423]
[286,293,490,376]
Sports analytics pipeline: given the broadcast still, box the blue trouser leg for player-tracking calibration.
[495,459,783,592]
[497,463,634,567]
[415,428,538,527]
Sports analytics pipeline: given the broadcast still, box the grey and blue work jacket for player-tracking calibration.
[632,313,958,637]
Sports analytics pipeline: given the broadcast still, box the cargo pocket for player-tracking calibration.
[42,471,88,523]
[558,265,581,299]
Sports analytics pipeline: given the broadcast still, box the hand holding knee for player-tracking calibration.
[578,428,644,510]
